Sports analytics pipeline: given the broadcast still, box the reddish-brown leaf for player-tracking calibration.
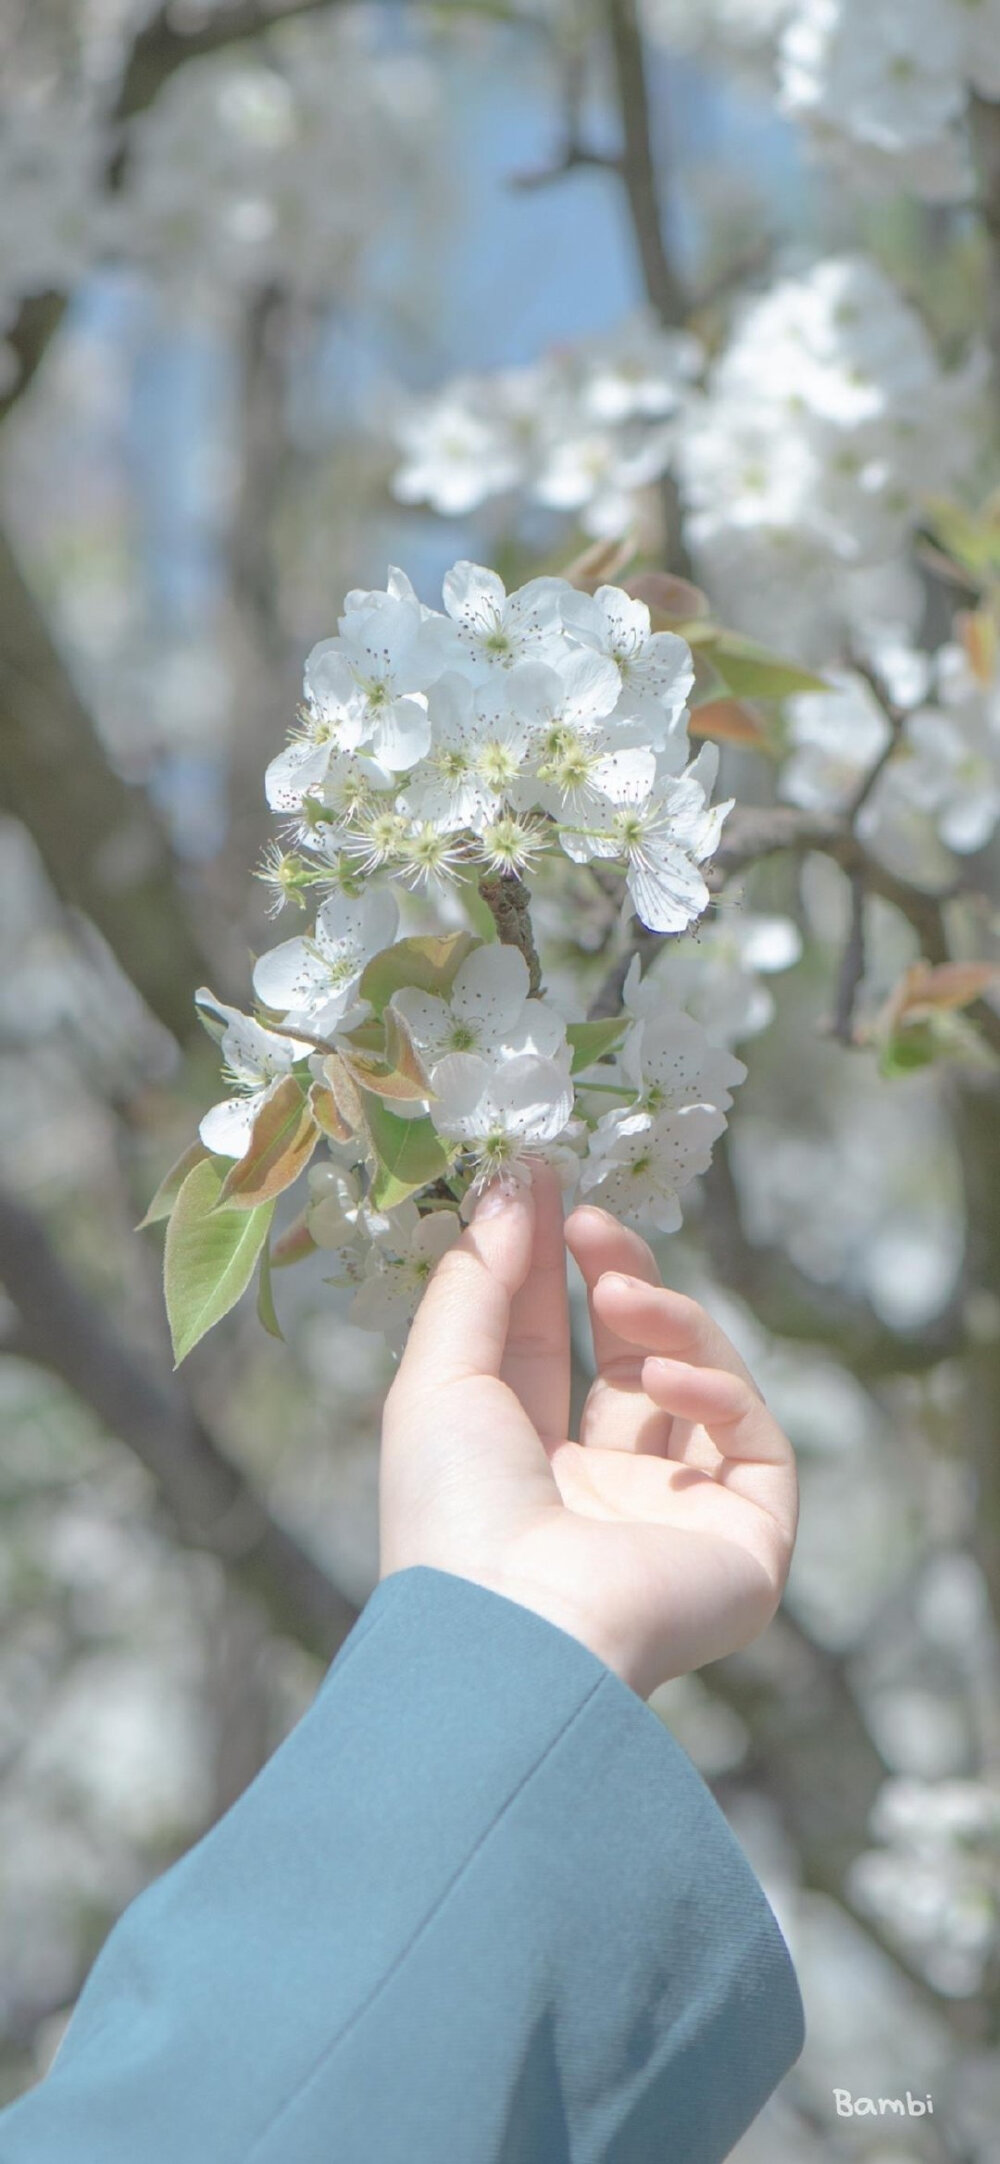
[688,696,770,748]
[217,1078,318,1208]
[561,535,636,592]
[624,571,709,624]
[889,960,1000,1025]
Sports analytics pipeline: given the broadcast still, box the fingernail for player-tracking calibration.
[600,1271,633,1291]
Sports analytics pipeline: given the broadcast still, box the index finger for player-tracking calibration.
[564,1204,661,1381]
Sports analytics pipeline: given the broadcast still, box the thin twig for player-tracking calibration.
[830,867,866,1045]
[603,0,687,328]
[711,804,958,971]
[509,143,622,190]
[845,654,907,820]
[584,803,1000,1056]
[970,92,1000,420]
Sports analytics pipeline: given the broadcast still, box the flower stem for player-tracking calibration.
[477,870,544,995]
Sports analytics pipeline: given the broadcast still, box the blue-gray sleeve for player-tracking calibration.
[0,1565,804,2164]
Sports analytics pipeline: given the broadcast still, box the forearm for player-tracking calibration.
[0,1568,803,2164]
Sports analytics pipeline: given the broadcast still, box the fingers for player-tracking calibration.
[563,1204,671,1454]
[640,1351,797,1551]
[640,1357,792,1467]
[500,1163,571,1442]
[395,1177,535,1393]
[564,1205,660,1376]
[592,1272,760,1392]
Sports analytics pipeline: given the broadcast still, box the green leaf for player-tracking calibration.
[455,869,501,944]
[693,628,828,701]
[878,1023,942,1077]
[878,1009,987,1078]
[137,1138,211,1230]
[164,1159,275,1365]
[257,1242,283,1341]
[359,931,480,1016]
[362,1095,454,1210]
[217,1078,318,1209]
[925,496,1000,581]
[566,1018,627,1074]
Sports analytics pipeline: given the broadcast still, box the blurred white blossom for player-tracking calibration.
[849,1777,1000,1996]
[678,257,983,651]
[392,316,701,537]
[780,0,1000,202]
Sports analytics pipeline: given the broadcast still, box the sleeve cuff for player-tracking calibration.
[0,1563,804,2164]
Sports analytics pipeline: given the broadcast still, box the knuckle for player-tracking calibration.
[664,1289,709,1340]
[430,1246,474,1294]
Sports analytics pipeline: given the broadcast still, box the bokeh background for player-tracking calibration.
[2,3,1000,2157]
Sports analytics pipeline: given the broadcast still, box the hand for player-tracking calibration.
[379,1165,798,1701]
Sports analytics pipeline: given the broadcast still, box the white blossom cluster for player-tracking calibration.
[290,937,747,1337]
[0,16,435,336]
[782,643,1000,889]
[392,315,702,535]
[259,561,727,932]
[120,23,434,303]
[0,100,110,332]
[848,1776,1000,1996]
[194,560,746,1333]
[642,908,803,1044]
[677,256,983,652]
[642,0,794,82]
[392,258,981,660]
[779,0,1000,202]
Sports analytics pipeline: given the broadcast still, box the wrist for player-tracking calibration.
[437,1565,645,1699]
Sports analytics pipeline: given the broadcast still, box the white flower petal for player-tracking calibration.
[627,848,710,934]
[253,937,326,1016]
[442,560,506,624]
[365,694,431,772]
[451,942,530,1028]
[199,1093,261,1160]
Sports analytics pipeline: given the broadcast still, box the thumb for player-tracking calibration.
[464,1175,536,1289]
[393,1176,535,1391]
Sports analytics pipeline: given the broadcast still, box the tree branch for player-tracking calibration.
[970,94,1000,415]
[705,1607,889,1905]
[477,870,544,992]
[0,1186,358,1662]
[0,0,352,425]
[830,866,866,1045]
[0,293,68,426]
[0,528,217,1045]
[115,0,349,123]
[712,805,957,971]
[953,1079,1000,1633]
[604,0,687,328]
[586,807,1000,1058]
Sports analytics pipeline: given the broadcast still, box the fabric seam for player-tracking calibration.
[244,1668,610,2161]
